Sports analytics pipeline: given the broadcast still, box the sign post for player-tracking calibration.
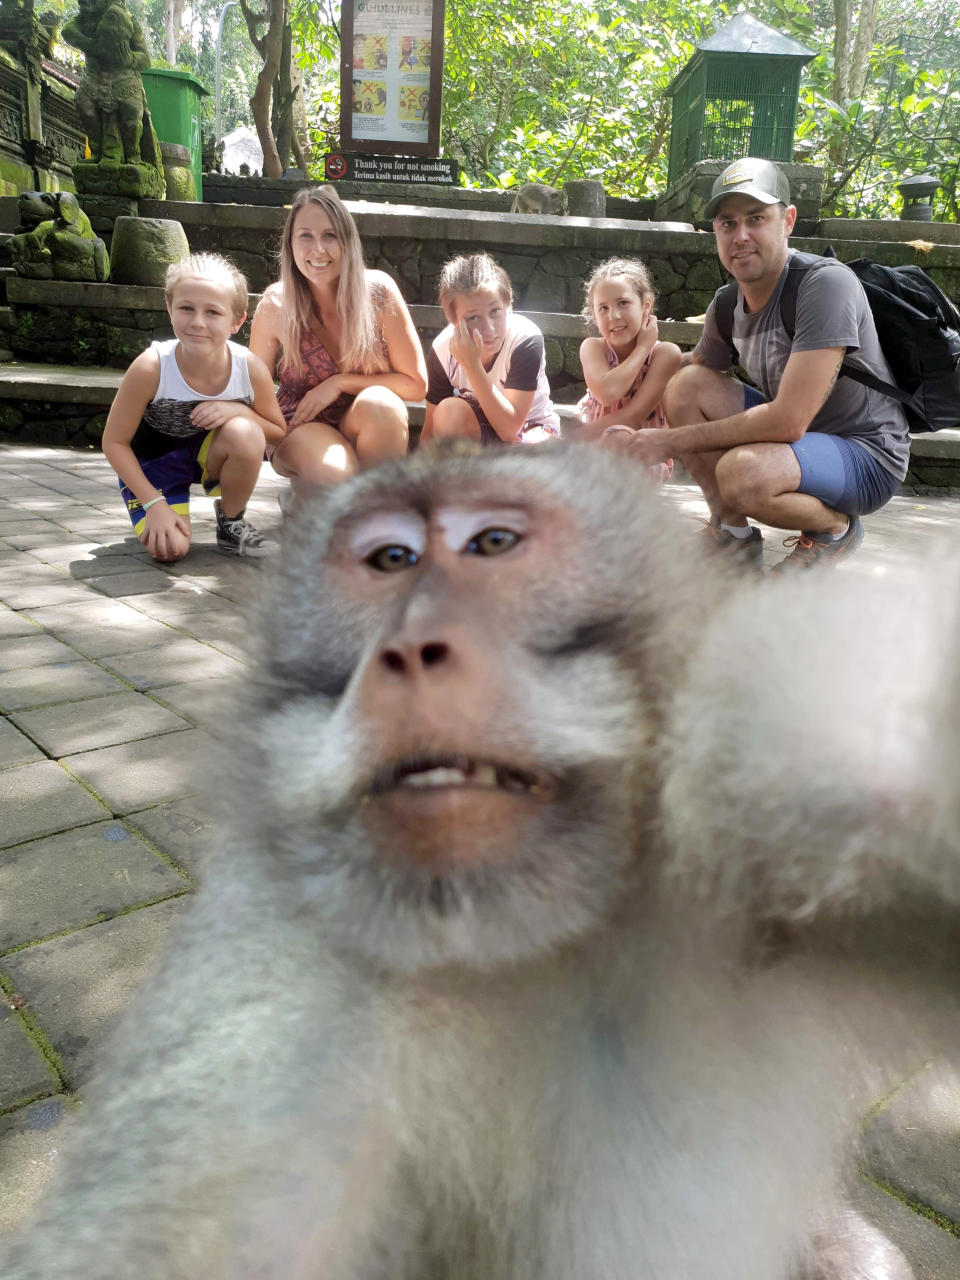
[340,0,445,157]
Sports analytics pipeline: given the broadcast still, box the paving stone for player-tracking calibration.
[99,638,243,689]
[0,820,188,950]
[22,598,176,658]
[0,1096,73,1235]
[0,632,83,672]
[0,759,110,848]
[0,717,45,768]
[148,676,238,729]
[85,568,178,598]
[852,1174,960,1280]
[862,1059,960,1228]
[0,606,45,639]
[126,795,217,880]
[2,523,75,550]
[124,588,234,624]
[0,1008,60,1110]
[0,659,128,713]
[67,554,154,581]
[10,690,190,757]
[0,572,95,611]
[2,896,188,1087]
[63,728,211,813]
[175,615,247,660]
[25,540,136,566]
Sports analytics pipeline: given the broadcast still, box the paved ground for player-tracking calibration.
[0,442,959,1273]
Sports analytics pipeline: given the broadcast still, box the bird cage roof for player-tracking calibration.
[667,13,814,96]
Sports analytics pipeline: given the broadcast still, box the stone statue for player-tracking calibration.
[10,190,110,282]
[61,0,165,198]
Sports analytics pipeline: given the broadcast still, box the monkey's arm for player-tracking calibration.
[0,872,390,1278]
[661,566,960,935]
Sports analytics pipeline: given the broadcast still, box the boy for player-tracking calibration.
[102,252,286,561]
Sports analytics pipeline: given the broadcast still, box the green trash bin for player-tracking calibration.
[142,67,210,201]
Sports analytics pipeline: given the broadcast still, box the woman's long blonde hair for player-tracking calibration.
[277,186,387,377]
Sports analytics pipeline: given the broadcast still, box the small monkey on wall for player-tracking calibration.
[509,181,567,215]
[1,444,958,1279]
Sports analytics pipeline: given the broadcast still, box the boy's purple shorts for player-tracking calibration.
[120,430,219,535]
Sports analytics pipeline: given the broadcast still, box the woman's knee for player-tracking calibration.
[273,425,359,484]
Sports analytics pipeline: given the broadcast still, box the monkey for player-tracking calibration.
[509,181,567,215]
[1,441,958,1279]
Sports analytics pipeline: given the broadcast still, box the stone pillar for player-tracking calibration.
[564,179,606,218]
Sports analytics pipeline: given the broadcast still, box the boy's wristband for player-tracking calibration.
[141,496,166,511]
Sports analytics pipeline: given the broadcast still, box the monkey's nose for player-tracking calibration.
[379,640,450,675]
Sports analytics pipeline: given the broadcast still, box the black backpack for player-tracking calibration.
[713,249,960,432]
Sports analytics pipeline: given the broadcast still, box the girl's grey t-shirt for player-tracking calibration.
[694,253,910,479]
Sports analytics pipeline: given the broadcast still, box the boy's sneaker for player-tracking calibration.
[699,519,764,572]
[214,500,276,558]
[771,515,864,574]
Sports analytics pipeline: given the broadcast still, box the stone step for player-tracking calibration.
[0,305,15,332]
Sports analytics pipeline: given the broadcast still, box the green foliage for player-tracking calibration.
[130,0,259,135]
[285,0,960,219]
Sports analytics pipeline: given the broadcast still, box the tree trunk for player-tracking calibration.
[830,0,880,167]
[272,20,294,172]
[164,0,185,65]
[832,0,879,104]
[243,0,285,178]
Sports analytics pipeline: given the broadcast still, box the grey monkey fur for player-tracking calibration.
[1,443,957,1278]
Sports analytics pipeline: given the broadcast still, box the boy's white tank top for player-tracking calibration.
[142,338,254,439]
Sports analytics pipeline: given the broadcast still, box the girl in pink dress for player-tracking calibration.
[576,257,682,482]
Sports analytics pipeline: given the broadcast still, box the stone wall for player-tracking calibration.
[138,196,960,321]
[139,198,730,320]
[0,54,83,196]
[200,172,657,221]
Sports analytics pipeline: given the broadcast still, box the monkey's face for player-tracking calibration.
[240,447,697,972]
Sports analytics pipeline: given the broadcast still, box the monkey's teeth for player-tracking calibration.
[399,764,501,790]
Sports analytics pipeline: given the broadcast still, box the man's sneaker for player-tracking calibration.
[699,519,764,572]
[214,500,276,558]
[771,514,864,573]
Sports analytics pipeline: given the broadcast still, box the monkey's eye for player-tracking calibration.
[366,544,420,572]
[465,528,520,556]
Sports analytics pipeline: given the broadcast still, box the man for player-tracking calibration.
[629,157,909,570]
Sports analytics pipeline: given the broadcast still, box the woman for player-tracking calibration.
[250,185,427,491]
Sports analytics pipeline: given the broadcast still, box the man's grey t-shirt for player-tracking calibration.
[694,252,910,479]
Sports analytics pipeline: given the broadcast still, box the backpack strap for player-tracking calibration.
[713,280,739,363]
[712,252,816,367]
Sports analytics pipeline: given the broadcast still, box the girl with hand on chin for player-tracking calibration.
[249,186,426,496]
[421,254,561,447]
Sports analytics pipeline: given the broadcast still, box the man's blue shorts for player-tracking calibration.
[742,384,899,516]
